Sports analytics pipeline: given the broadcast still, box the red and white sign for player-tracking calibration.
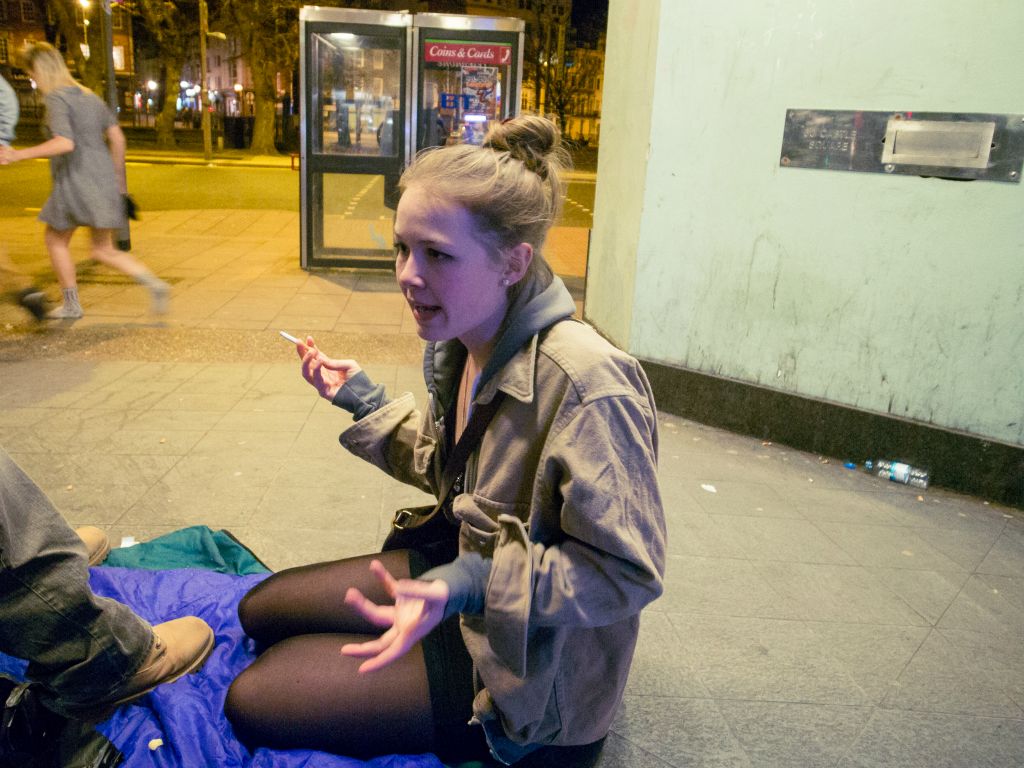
[424,40,512,66]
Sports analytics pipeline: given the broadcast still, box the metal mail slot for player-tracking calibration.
[882,119,995,169]
[780,109,1023,183]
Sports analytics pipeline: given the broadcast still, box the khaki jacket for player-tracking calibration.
[340,318,666,749]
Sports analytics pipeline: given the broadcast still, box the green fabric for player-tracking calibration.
[103,525,271,575]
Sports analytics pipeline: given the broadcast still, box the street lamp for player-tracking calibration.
[145,79,157,125]
[79,0,91,58]
[79,0,118,112]
[199,0,227,163]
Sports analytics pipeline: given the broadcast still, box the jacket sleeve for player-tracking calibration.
[486,388,667,644]
[0,76,18,145]
[331,370,389,420]
[422,552,491,619]
[337,392,440,496]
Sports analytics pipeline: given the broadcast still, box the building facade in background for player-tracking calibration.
[0,0,602,147]
[0,0,134,124]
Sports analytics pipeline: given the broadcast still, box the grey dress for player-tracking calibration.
[39,86,125,231]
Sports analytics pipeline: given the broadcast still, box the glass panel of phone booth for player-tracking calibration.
[320,172,393,253]
[417,34,520,151]
[311,31,403,157]
[301,9,409,269]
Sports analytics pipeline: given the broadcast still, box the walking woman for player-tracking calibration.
[0,43,168,319]
[225,114,666,766]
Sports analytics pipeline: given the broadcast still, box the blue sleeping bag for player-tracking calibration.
[0,528,447,768]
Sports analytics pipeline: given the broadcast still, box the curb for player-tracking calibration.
[126,153,293,170]
[124,153,598,179]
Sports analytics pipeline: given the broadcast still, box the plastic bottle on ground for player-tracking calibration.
[865,459,929,489]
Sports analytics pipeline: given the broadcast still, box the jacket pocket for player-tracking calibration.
[452,494,527,556]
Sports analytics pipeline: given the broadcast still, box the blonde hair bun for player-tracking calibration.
[483,114,571,181]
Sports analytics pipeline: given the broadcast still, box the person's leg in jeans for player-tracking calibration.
[0,447,213,718]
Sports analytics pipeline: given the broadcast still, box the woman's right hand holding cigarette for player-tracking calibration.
[297,336,362,402]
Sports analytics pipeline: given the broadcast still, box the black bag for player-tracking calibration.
[0,676,124,767]
[381,392,505,567]
[122,194,139,221]
[0,678,65,765]
[381,503,459,566]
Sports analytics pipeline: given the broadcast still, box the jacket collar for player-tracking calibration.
[477,335,539,405]
[477,274,576,390]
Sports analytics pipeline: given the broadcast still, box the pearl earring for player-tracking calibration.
[501,278,510,287]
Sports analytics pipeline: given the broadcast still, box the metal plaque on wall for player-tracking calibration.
[780,109,1024,184]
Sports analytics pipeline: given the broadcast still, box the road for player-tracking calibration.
[0,159,596,228]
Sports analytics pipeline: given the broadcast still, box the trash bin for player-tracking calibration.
[222,116,255,149]
[223,116,244,148]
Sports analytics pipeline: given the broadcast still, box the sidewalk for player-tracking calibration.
[0,206,1022,767]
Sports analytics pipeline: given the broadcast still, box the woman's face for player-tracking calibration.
[394,185,511,357]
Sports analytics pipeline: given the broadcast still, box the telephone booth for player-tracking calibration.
[299,8,524,269]
[414,13,524,154]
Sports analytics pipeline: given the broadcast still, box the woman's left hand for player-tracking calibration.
[0,146,16,165]
[340,559,450,673]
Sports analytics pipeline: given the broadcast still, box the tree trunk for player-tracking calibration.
[80,17,107,93]
[247,58,278,155]
[43,0,90,88]
[154,65,182,148]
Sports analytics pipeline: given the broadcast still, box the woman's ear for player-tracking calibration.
[503,242,534,284]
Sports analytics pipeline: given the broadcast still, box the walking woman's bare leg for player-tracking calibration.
[44,226,83,318]
[45,226,77,289]
[89,228,169,313]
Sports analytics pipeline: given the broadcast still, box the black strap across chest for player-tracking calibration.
[439,389,506,506]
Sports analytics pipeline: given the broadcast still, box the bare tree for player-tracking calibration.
[131,0,194,147]
[219,0,298,154]
[522,4,574,118]
[30,0,104,91]
[521,9,546,112]
[519,6,598,135]
[542,41,602,140]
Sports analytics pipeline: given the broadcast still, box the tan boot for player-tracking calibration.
[74,526,110,566]
[66,616,215,721]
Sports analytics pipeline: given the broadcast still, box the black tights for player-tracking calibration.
[224,549,486,761]
[225,549,606,766]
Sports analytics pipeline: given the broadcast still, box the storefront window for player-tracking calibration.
[420,38,512,149]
